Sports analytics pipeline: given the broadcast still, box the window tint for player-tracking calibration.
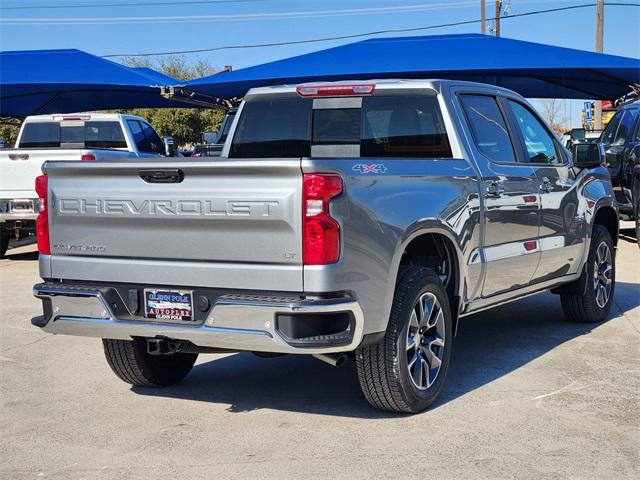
[19,121,126,148]
[19,123,60,148]
[141,122,164,153]
[508,100,559,164]
[218,111,236,144]
[460,95,516,163]
[84,121,127,148]
[611,111,635,146]
[312,109,360,145]
[127,120,145,150]
[230,98,311,158]
[600,110,623,145]
[361,96,452,158]
[60,126,84,145]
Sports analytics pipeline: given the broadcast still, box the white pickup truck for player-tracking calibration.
[0,113,166,257]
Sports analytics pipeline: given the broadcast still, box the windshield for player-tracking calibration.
[19,121,127,149]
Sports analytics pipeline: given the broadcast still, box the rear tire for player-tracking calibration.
[560,225,615,323]
[356,267,453,413]
[0,226,10,259]
[102,338,197,387]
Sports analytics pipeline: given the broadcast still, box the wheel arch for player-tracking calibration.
[391,225,465,335]
[593,204,619,246]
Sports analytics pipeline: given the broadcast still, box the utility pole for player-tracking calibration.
[594,0,604,130]
[494,0,501,37]
[481,0,486,34]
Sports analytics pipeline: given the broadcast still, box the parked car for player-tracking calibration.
[31,80,618,413]
[597,101,640,241]
[194,107,238,157]
[0,113,167,257]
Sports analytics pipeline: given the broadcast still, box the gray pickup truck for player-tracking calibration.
[32,80,618,413]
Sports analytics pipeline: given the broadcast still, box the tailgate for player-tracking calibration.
[0,150,77,198]
[46,160,303,291]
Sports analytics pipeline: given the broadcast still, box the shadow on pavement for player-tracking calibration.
[619,227,637,245]
[2,250,39,261]
[132,289,629,417]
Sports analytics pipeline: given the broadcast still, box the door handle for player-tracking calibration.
[539,177,554,193]
[139,169,184,184]
[486,181,505,198]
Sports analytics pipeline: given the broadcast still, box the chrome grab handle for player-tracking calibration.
[540,177,554,193]
[486,181,505,198]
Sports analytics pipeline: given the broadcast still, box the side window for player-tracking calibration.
[141,122,164,154]
[508,100,560,165]
[600,110,623,145]
[460,95,516,163]
[127,120,145,151]
[611,111,635,146]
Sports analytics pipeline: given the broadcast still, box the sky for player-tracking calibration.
[1,0,639,127]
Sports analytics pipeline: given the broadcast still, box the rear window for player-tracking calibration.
[19,121,127,149]
[361,96,451,157]
[230,98,312,158]
[230,94,452,158]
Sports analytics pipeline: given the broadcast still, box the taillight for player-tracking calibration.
[81,153,96,161]
[296,84,376,97]
[35,174,50,255]
[303,174,342,265]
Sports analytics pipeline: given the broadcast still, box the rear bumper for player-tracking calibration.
[32,284,365,354]
[0,198,38,223]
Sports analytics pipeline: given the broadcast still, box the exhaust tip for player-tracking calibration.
[313,353,348,367]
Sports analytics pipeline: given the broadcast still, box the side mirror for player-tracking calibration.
[572,142,604,168]
[163,136,176,157]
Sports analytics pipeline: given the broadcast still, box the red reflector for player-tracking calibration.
[35,174,50,255]
[296,84,376,97]
[522,195,537,204]
[524,240,538,252]
[303,174,343,265]
[586,200,596,209]
[81,154,96,161]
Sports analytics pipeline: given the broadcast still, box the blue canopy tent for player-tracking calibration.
[0,49,186,117]
[185,34,640,100]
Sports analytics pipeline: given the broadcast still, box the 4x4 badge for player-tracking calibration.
[352,163,388,174]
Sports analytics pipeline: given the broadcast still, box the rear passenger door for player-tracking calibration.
[504,100,584,281]
[458,94,541,297]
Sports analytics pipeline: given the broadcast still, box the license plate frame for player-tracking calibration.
[143,288,194,322]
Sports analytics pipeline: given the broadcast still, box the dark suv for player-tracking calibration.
[600,101,640,241]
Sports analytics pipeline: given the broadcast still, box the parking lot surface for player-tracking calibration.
[1,230,638,479]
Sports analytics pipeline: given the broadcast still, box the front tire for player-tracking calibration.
[356,267,453,413]
[560,225,615,323]
[103,338,198,387]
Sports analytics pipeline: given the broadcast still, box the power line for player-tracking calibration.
[2,2,483,24]
[101,2,640,57]
[0,0,270,10]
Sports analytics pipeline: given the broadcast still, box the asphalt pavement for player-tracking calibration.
[1,229,638,479]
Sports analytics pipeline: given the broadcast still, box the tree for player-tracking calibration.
[540,98,569,136]
[0,118,21,146]
[117,56,224,146]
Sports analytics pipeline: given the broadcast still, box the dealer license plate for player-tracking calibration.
[144,289,194,322]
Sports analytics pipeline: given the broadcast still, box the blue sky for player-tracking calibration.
[1,0,639,127]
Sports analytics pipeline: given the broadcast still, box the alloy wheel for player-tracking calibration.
[406,292,446,390]
[593,241,613,309]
